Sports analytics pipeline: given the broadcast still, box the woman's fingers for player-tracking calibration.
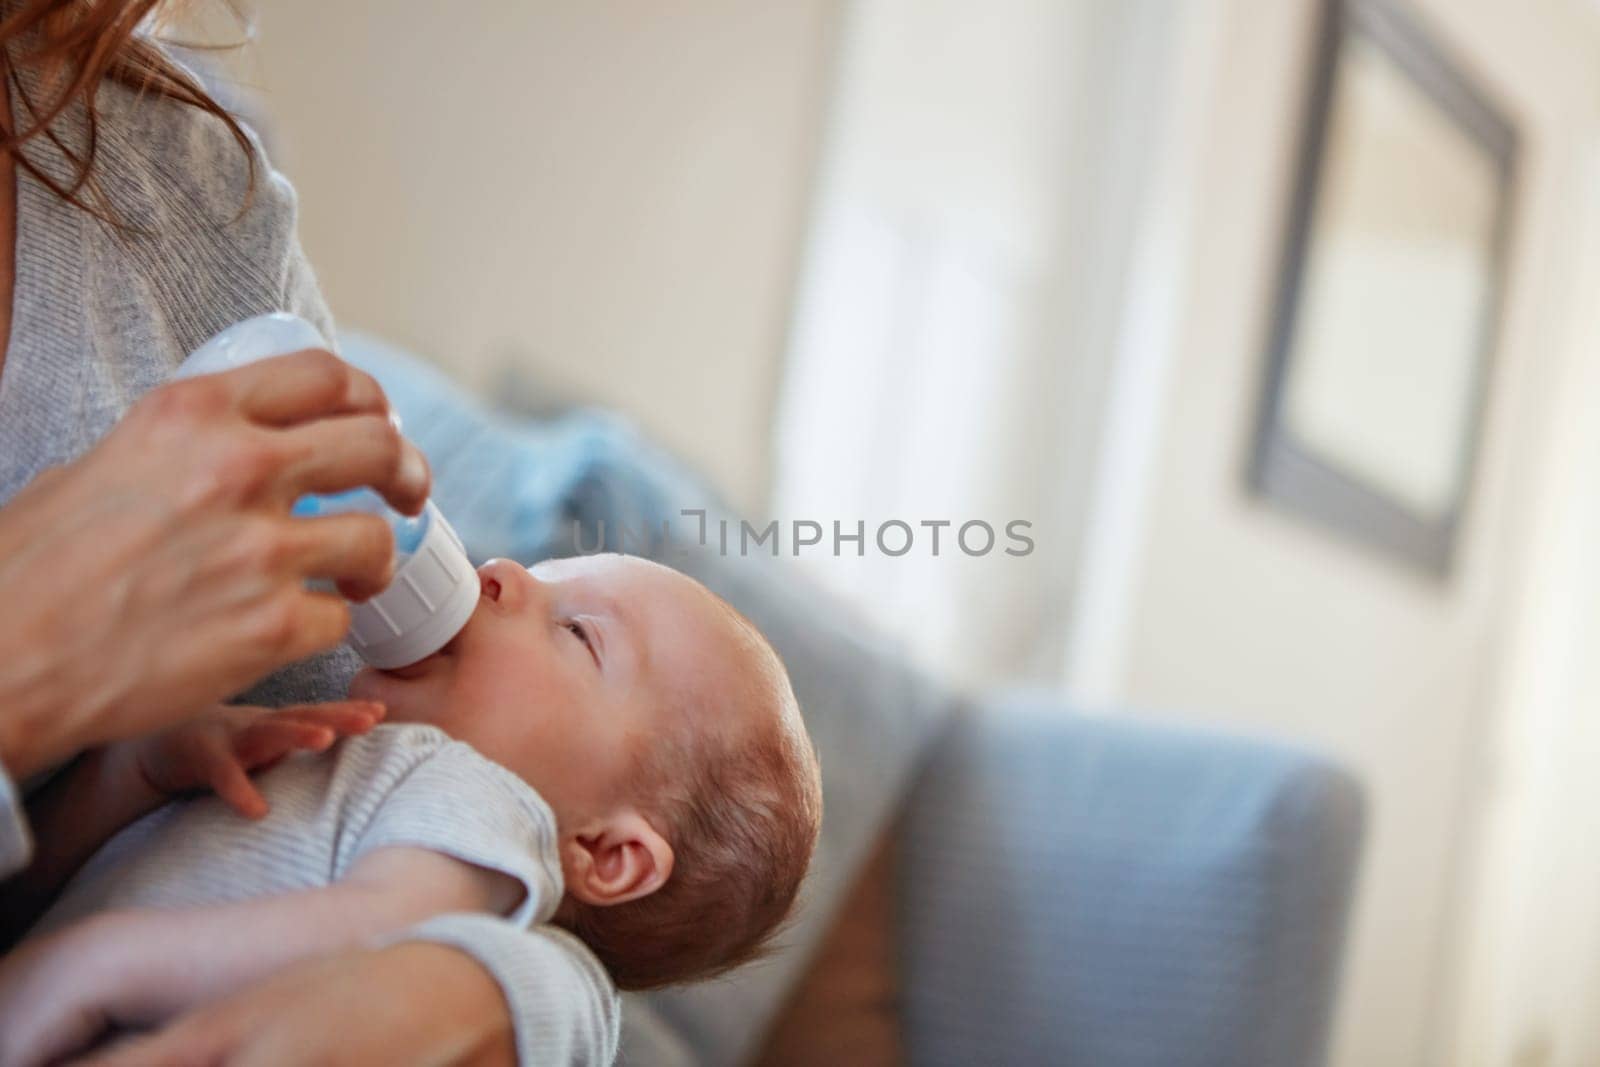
[78,1009,233,1067]
[229,350,389,426]
[276,413,430,517]
[258,590,353,666]
[225,353,429,514]
[276,513,395,602]
[144,593,354,737]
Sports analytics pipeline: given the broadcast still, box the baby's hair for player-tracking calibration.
[556,597,822,991]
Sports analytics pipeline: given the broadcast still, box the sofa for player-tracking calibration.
[343,333,1366,1067]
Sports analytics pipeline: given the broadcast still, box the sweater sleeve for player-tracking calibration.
[0,760,33,879]
[387,914,619,1067]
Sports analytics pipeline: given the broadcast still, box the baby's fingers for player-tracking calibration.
[203,748,270,820]
[270,700,385,738]
[232,720,337,770]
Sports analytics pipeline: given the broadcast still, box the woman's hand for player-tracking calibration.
[109,700,386,820]
[0,913,146,1067]
[0,350,430,778]
[81,943,516,1067]
[0,916,104,1067]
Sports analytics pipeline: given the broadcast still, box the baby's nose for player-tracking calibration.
[477,559,543,609]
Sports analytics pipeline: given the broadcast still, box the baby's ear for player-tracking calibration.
[561,812,673,908]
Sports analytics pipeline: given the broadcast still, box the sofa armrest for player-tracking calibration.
[895,694,1364,1067]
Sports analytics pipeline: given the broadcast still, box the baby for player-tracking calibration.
[0,552,823,1065]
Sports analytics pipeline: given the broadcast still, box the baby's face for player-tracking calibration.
[350,553,748,825]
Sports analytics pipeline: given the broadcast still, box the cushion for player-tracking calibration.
[893,695,1364,1066]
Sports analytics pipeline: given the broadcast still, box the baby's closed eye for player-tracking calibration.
[564,619,600,668]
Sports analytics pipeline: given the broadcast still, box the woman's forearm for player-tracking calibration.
[37,846,521,1031]
[0,471,134,780]
[0,611,106,781]
[78,942,518,1067]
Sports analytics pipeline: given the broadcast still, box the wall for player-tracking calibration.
[1066,0,1600,1064]
[245,0,839,513]
[772,0,1184,686]
[1448,113,1600,1067]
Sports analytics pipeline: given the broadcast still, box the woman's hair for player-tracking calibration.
[0,0,251,217]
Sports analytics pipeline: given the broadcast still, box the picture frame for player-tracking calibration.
[1249,0,1518,578]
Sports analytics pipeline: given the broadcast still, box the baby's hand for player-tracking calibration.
[110,701,385,820]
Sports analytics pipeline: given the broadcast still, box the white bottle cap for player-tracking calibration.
[346,502,480,669]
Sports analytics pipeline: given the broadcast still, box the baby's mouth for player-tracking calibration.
[379,621,470,679]
[381,575,497,679]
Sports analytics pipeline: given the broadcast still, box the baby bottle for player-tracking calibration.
[176,313,479,669]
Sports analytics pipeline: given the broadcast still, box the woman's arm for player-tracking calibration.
[0,847,519,1066]
[81,941,520,1067]
[58,915,619,1067]
[78,920,622,1067]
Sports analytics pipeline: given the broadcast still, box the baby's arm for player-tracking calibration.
[0,847,522,1067]
[0,702,381,949]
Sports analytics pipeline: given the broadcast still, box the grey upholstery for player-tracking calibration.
[897,696,1364,1067]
